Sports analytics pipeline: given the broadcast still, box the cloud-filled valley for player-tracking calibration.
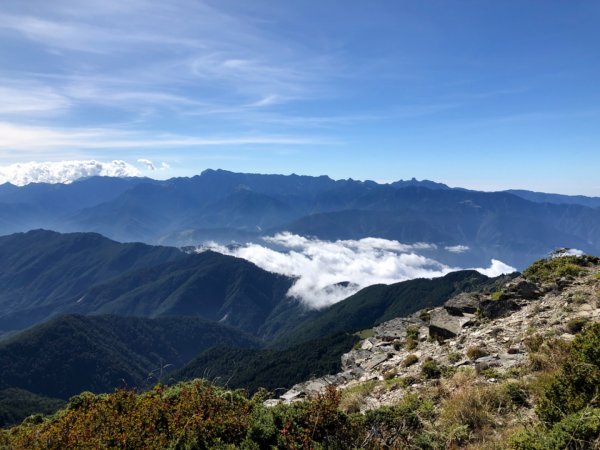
[200,233,517,308]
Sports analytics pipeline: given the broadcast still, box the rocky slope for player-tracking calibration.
[275,255,600,411]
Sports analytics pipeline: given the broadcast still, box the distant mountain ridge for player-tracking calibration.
[0,170,599,269]
[504,189,600,209]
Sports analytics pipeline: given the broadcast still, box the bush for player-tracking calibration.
[536,323,600,425]
[402,354,419,367]
[566,317,588,334]
[421,359,443,379]
[419,310,431,322]
[361,394,437,448]
[522,256,590,283]
[447,352,462,363]
[440,383,514,441]
[511,407,600,450]
[406,326,420,340]
[491,290,508,301]
[339,381,377,413]
[466,346,488,360]
[405,336,418,350]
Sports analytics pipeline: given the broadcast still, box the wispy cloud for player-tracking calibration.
[0,122,320,155]
[0,81,71,116]
[0,0,344,164]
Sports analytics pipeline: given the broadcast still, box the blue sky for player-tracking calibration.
[0,0,599,194]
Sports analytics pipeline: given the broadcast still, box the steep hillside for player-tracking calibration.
[0,315,259,399]
[69,251,294,335]
[0,389,64,428]
[2,276,598,448]
[0,230,184,332]
[169,333,359,394]
[275,270,510,347]
[270,255,600,448]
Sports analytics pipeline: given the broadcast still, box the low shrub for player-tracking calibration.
[421,358,443,379]
[447,351,462,363]
[402,354,419,367]
[466,346,488,360]
[491,290,508,301]
[522,255,588,283]
[536,322,600,425]
[405,336,418,350]
[511,407,600,450]
[566,317,588,334]
[440,383,514,443]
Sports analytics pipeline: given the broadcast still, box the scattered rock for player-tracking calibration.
[275,262,600,408]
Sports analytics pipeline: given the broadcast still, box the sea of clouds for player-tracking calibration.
[201,232,517,308]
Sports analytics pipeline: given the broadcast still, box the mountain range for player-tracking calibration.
[0,228,509,424]
[1,170,600,429]
[0,170,599,269]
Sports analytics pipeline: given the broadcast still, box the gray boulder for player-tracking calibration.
[506,280,540,299]
[445,293,480,315]
[479,299,519,319]
[429,308,473,340]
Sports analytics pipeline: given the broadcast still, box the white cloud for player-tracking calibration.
[445,244,470,253]
[137,158,156,171]
[0,121,320,155]
[0,83,71,116]
[200,233,516,309]
[137,158,172,172]
[471,259,516,278]
[0,160,140,185]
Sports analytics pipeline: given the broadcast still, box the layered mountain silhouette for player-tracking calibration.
[0,170,598,269]
[0,228,509,407]
[0,171,599,269]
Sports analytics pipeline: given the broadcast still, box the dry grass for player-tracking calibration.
[339,380,378,413]
[466,345,489,360]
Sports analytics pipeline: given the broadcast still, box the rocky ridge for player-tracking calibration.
[272,257,600,410]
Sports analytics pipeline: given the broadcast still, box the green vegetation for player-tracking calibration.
[275,270,503,347]
[506,323,600,449]
[0,315,258,399]
[466,345,489,360]
[169,333,359,394]
[2,323,599,449]
[0,230,183,333]
[353,328,375,339]
[447,351,462,363]
[402,354,419,367]
[421,358,444,379]
[72,250,294,336]
[566,317,588,334]
[523,255,599,283]
[491,290,508,301]
[536,322,600,424]
[0,389,64,428]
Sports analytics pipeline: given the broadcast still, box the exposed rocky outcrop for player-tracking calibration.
[274,261,600,410]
